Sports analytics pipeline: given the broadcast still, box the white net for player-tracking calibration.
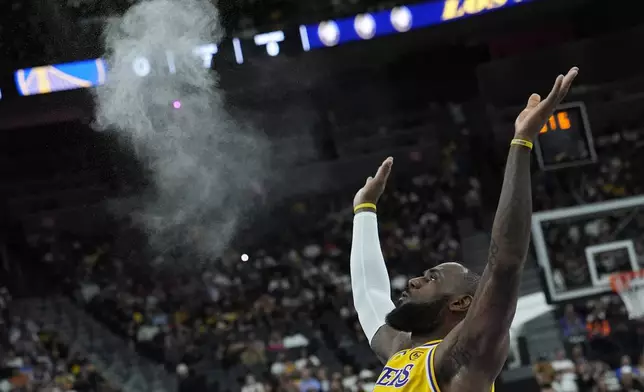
[610,271,644,319]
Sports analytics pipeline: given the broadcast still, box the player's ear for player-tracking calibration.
[448,295,472,312]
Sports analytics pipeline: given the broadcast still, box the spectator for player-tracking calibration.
[268,332,286,352]
[620,370,644,392]
[595,377,610,392]
[317,368,330,392]
[299,368,322,392]
[241,340,268,366]
[295,349,321,370]
[342,366,358,391]
[576,362,596,391]
[242,375,266,392]
[271,352,289,376]
[617,356,641,381]
[587,314,611,340]
[562,304,588,348]
[551,349,578,392]
[534,355,556,389]
[637,353,644,375]
[0,288,113,392]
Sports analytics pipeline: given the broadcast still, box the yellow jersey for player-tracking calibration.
[373,340,495,392]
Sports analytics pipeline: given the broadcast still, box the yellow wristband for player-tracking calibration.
[511,138,533,150]
[354,203,377,213]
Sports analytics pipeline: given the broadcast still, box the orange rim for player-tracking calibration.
[610,270,644,293]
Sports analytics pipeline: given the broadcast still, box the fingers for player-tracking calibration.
[539,74,564,110]
[373,157,393,184]
[526,93,541,109]
[558,67,579,101]
[541,67,579,110]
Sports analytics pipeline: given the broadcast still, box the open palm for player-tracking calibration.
[353,157,393,208]
[515,67,579,141]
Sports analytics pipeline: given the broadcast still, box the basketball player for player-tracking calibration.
[350,67,579,391]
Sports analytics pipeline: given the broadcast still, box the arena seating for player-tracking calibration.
[3,84,643,391]
[533,294,644,392]
[526,83,644,391]
[0,287,117,391]
[3,6,644,390]
[16,145,474,391]
[0,90,641,392]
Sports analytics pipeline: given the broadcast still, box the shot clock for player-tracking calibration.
[535,102,597,171]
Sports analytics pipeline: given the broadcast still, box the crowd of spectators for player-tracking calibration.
[10,104,644,392]
[19,149,477,391]
[0,287,115,392]
[534,295,644,392]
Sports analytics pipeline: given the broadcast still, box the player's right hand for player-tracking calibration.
[353,157,393,209]
[514,67,578,142]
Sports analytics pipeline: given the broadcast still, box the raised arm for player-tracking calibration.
[437,68,579,381]
[350,157,410,363]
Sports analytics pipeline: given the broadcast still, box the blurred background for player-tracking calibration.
[1,0,644,391]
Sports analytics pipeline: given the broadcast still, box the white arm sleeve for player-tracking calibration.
[350,211,396,344]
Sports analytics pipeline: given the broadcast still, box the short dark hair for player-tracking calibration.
[462,270,481,296]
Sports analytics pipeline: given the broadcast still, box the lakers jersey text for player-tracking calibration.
[373,340,495,392]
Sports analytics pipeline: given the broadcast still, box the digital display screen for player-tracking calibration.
[302,0,531,50]
[535,102,596,170]
[0,0,536,99]
[15,59,107,96]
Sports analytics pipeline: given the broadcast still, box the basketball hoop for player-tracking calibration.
[610,270,644,319]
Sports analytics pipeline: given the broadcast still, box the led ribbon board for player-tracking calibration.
[12,0,535,96]
[301,0,532,51]
[15,59,107,96]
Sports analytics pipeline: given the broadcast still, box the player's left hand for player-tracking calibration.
[353,157,393,209]
[514,67,579,142]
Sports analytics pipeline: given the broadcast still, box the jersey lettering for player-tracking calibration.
[375,364,414,388]
[374,341,495,392]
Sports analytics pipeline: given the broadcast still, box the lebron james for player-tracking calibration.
[350,67,579,392]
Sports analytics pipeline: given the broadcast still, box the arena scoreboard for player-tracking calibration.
[535,102,597,171]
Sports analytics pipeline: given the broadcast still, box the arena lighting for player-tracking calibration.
[241,254,249,262]
[132,56,152,77]
[317,21,341,47]
[11,0,535,96]
[391,6,413,33]
[193,43,218,68]
[354,14,377,40]
[303,0,533,50]
[254,31,285,56]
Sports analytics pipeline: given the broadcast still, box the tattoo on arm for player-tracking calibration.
[440,146,532,378]
[491,148,533,261]
[473,146,532,321]
[487,239,498,268]
[440,340,474,381]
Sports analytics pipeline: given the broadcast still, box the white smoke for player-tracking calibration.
[94,0,271,256]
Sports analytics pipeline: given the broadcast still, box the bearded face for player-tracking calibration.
[385,295,450,334]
